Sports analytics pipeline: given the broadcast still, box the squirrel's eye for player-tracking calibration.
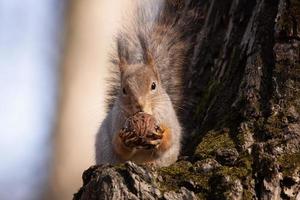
[122,87,127,95]
[151,82,156,90]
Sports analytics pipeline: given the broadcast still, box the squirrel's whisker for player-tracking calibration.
[151,97,186,111]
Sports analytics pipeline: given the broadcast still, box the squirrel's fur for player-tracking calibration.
[96,0,197,167]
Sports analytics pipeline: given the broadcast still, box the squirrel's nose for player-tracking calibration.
[135,102,152,115]
[136,98,144,110]
[134,97,152,114]
[135,104,144,112]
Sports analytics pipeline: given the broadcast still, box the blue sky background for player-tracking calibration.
[0,0,64,199]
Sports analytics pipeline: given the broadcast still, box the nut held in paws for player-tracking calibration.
[119,112,164,149]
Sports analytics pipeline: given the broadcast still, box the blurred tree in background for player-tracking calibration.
[0,0,64,199]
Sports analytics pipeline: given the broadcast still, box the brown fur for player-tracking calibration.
[158,125,172,152]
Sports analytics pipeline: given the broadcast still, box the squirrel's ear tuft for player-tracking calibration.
[117,37,128,73]
[138,34,153,66]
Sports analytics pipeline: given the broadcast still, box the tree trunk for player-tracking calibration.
[73,0,300,199]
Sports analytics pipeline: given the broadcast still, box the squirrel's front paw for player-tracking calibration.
[139,128,163,149]
[143,127,164,148]
[119,129,138,149]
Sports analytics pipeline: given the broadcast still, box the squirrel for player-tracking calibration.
[95,0,195,167]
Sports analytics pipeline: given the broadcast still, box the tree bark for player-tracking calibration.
[74,0,300,199]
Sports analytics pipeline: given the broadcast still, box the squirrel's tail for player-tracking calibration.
[106,0,202,112]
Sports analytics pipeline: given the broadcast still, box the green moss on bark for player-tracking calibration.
[158,161,211,197]
[277,152,300,176]
[194,129,235,160]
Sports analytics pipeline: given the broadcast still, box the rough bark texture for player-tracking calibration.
[74,0,300,199]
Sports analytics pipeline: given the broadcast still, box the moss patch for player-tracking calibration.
[158,161,211,198]
[194,129,236,160]
[213,151,253,198]
[277,152,300,176]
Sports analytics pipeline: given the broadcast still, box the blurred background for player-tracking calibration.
[0,0,133,199]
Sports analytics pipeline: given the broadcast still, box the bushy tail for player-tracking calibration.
[106,0,202,112]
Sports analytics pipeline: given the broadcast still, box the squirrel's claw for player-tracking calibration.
[135,138,161,150]
[148,139,162,147]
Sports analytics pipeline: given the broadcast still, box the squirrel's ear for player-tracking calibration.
[138,34,153,65]
[119,58,127,74]
[145,51,154,66]
[117,37,128,73]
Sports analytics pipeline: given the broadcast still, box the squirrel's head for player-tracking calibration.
[117,35,165,116]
